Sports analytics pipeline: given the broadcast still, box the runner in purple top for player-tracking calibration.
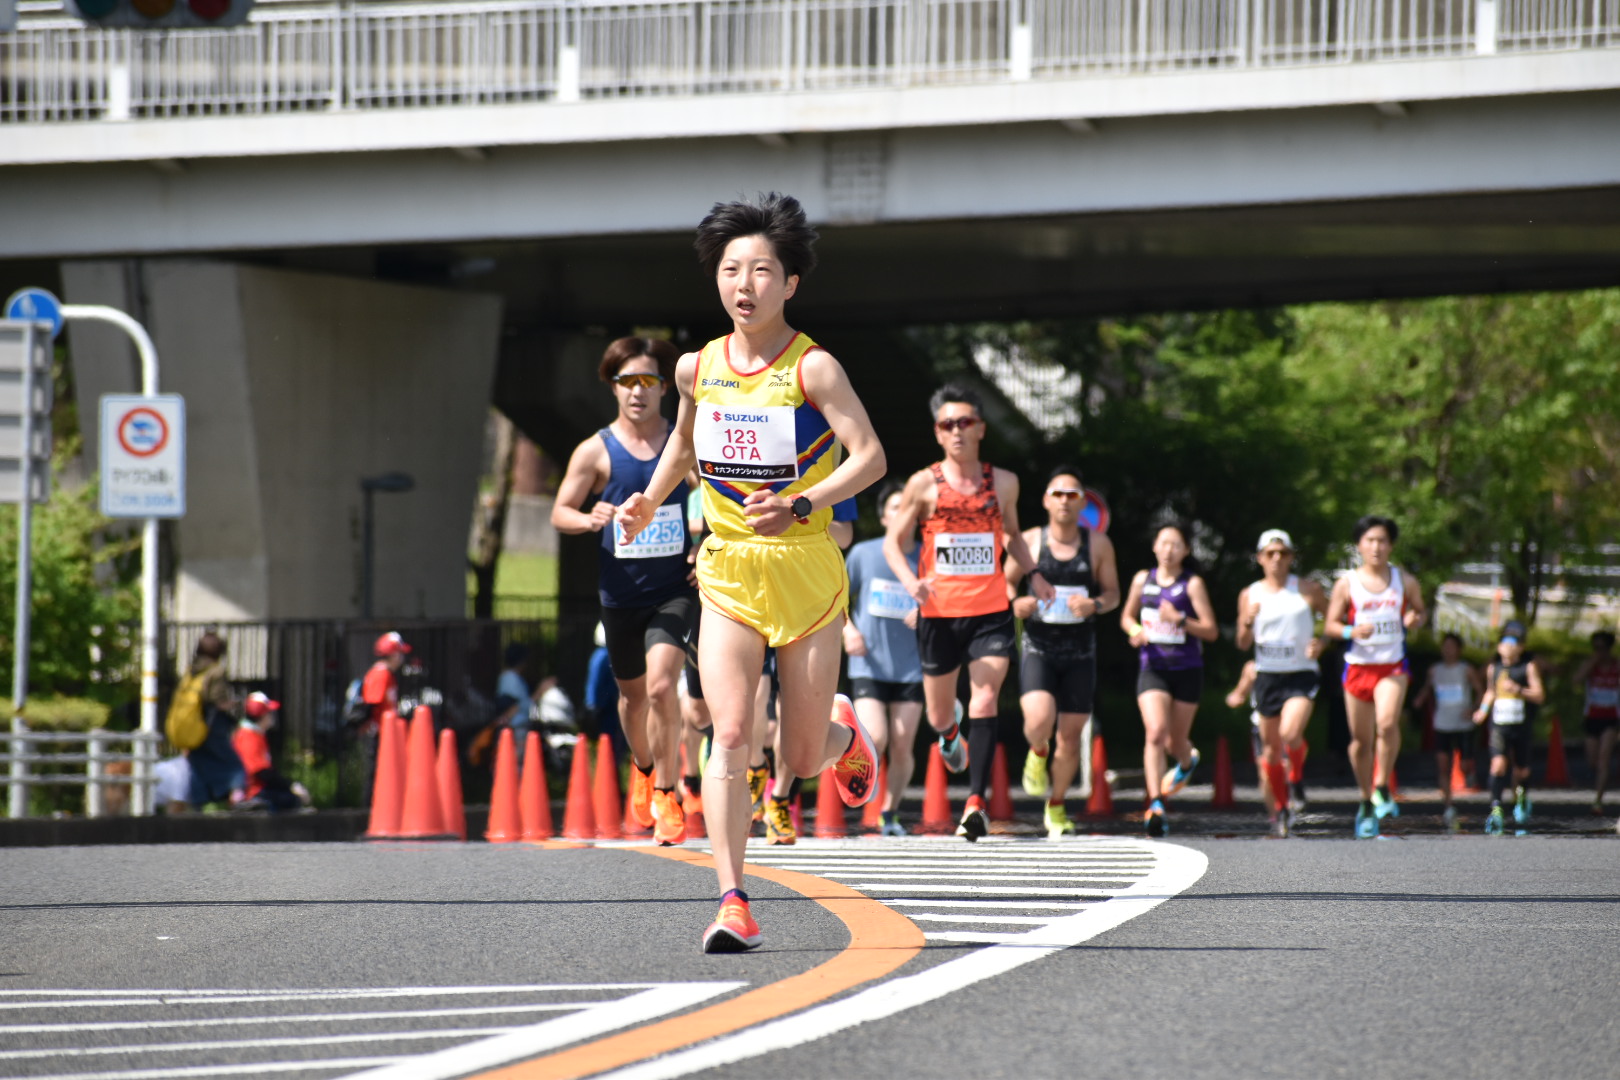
[1120,523,1219,837]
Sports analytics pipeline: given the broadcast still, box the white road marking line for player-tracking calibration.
[0,1002,596,1036]
[0,1058,402,1080]
[922,932,1024,944]
[848,884,1117,896]
[900,919,1049,926]
[879,899,1094,910]
[745,867,1153,874]
[0,986,652,998]
[0,1028,521,1061]
[819,872,1143,882]
[0,986,661,1012]
[592,840,1208,1080]
[335,982,744,1080]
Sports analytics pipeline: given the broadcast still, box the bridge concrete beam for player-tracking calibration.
[1,87,1616,266]
[2,50,1614,168]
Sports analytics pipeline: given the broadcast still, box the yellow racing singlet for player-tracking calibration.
[692,333,840,540]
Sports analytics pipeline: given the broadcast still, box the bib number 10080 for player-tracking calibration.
[934,532,996,576]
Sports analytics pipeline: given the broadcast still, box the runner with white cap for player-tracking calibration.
[1234,528,1327,837]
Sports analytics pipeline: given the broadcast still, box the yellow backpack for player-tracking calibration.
[165,671,210,750]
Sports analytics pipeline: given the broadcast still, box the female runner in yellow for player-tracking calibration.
[617,193,887,953]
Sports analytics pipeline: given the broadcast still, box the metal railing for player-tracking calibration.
[2,0,1615,124]
[2,726,162,818]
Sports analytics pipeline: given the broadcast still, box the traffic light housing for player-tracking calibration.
[67,0,252,29]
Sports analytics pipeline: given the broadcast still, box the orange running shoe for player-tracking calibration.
[830,694,878,808]
[652,788,687,846]
[702,895,761,953]
[681,783,704,819]
[629,760,655,829]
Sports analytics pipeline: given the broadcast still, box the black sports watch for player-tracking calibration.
[790,495,813,521]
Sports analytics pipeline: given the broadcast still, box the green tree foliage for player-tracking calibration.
[0,472,139,702]
[916,288,1620,630]
[0,340,140,707]
[1288,292,1620,620]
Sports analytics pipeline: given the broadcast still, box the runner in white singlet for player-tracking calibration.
[1325,515,1426,839]
[1234,529,1327,838]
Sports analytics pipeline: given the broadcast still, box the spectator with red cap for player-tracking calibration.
[232,692,311,812]
[359,631,411,807]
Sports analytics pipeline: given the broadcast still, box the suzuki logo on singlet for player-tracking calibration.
[722,412,769,422]
[702,379,740,389]
[712,411,723,422]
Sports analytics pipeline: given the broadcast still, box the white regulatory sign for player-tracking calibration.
[100,394,185,518]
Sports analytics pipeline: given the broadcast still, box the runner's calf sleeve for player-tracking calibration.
[1286,742,1307,783]
[968,714,997,799]
[706,743,750,781]
[1489,772,1507,805]
[1266,762,1290,810]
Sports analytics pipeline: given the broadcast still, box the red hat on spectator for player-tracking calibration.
[244,692,280,719]
[374,631,412,657]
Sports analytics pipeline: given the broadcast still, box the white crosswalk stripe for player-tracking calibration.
[744,834,1169,949]
[0,983,742,1080]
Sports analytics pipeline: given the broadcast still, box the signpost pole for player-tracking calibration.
[9,323,37,818]
[60,304,162,816]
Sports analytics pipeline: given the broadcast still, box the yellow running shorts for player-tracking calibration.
[695,530,848,648]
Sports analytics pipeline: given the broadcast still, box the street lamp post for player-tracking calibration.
[360,472,415,618]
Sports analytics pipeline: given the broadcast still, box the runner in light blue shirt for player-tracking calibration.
[843,482,924,836]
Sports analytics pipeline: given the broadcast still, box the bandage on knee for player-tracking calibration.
[706,743,751,780]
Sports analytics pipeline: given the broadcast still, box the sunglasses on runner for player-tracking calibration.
[611,373,664,389]
[1046,488,1083,500]
[935,416,980,432]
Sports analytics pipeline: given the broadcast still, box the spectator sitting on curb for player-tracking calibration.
[185,632,246,810]
[232,692,313,812]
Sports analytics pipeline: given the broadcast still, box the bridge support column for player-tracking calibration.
[63,259,503,621]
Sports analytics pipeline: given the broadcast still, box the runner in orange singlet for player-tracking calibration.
[884,384,1052,840]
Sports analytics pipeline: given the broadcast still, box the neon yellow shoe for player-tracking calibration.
[764,797,797,845]
[1044,801,1075,838]
[1022,749,1050,798]
[747,765,769,823]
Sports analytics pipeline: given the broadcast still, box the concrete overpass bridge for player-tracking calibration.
[1,0,1616,627]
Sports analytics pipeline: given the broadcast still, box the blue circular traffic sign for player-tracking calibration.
[5,288,64,340]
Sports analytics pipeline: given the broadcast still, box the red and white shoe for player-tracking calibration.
[830,694,878,808]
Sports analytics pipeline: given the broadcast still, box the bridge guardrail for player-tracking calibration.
[2,0,1616,125]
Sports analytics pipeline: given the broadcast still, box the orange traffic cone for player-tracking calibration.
[484,728,522,842]
[989,744,1015,822]
[561,737,596,840]
[364,710,405,839]
[862,761,887,831]
[1211,736,1235,809]
[1545,712,1570,786]
[592,734,623,840]
[436,728,466,841]
[1086,734,1113,816]
[520,730,554,841]
[1450,748,1470,796]
[815,768,847,837]
[397,707,449,839]
[920,743,953,833]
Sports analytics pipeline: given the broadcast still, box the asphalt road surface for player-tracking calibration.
[3,832,1616,1080]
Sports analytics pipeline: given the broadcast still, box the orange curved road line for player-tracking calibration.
[470,844,925,1080]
